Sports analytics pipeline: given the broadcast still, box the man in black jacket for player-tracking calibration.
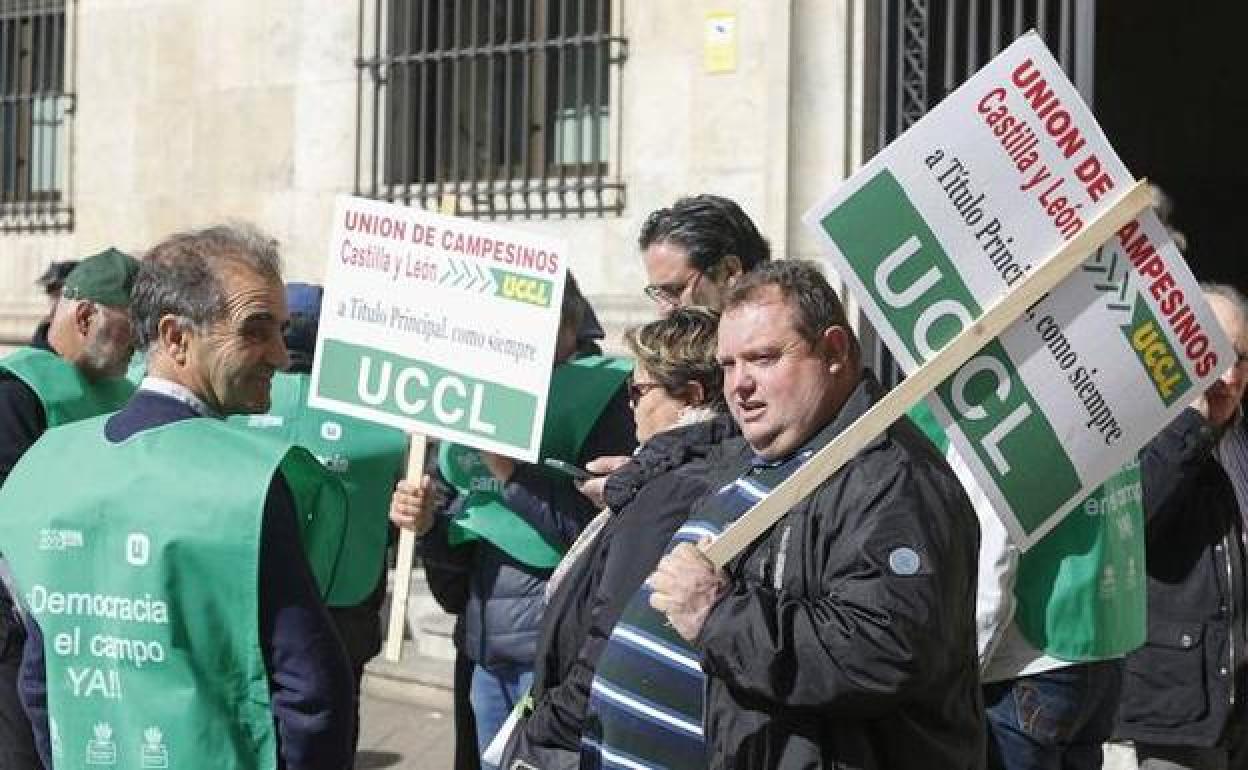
[1117,284,1248,769]
[648,260,984,769]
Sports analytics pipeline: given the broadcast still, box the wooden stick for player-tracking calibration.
[383,433,429,662]
[703,179,1153,568]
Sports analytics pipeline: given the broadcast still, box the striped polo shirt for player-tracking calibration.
[580,447,814,770]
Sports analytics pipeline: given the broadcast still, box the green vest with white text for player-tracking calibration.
[439,354,632,568]
[0,347,134,428]
[907,401,1145,659]
[0,417,347,770]
[235,371,408,606]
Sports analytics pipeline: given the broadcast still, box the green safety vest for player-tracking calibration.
[235,371,408,607]
[439,354,632,568]
[0,416,347,770]
[907,401,1146,660]
[0,347,134,427]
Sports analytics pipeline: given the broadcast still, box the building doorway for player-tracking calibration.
[1094,4,1247,291]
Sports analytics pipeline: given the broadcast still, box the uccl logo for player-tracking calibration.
[1083,246,1192,407]
[1121,297,1191,407]
[126,533,151,567]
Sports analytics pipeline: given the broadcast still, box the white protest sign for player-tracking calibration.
[309,195,568,462]
[804,32,1232,548]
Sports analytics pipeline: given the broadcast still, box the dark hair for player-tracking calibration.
[284,313,318,373]
[624,306,725,411]
[638,194,770,274]
[723,259,860,359]
[561,272,587,334]
[131,222,282,351]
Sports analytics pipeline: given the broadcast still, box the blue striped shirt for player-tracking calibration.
[581,449,813,770]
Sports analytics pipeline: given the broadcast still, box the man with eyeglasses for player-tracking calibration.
[639,194,771,317]
[579,194,772,505]
[1117,283,1248,769]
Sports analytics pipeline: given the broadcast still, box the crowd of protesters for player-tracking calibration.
[0,191,1244,770]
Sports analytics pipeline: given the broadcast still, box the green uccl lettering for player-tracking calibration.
[316,339,536,448]
[936,340,1081,535]
[1121,297,1190,407]
[820,169,1081,535]
[819,169,983,363]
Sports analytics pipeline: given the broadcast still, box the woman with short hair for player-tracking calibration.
[504,306,739,768]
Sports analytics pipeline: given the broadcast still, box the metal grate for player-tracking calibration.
[356,0,627,219]
[0,0,72,233]
[868,0,1092,387]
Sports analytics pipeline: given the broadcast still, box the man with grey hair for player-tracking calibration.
[1117,283,1248,769]
[0,224,355,770]
[0,247,137,770]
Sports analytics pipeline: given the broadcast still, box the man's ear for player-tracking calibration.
[820,325,854,374]
[156,315,192,365]
[719,255,744,286]
[72,300,95,337]
[682,380,707,407]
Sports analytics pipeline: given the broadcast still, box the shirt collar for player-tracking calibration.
[139,377,218,418]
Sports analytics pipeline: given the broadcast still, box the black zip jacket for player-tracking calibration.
[695,377,984,770]
[1116,408,1248,747]
[523,413,741,751]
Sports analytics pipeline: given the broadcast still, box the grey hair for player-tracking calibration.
[131,222,282,351]
[1201,282,1248,322]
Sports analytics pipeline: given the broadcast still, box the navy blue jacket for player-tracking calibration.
[20,389,356,770]
[422,385,637,669]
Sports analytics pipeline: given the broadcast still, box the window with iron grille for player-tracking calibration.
[356,0,627,218]
[0,0,72,233]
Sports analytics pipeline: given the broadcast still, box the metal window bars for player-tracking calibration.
[866,0,1092,387]
[0,0,72,233]
[356,0,627,219]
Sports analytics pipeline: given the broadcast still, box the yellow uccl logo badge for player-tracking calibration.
[1120,296,1191,407]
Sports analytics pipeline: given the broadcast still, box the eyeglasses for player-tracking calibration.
[627,380,665,408]
[643,270,704,308]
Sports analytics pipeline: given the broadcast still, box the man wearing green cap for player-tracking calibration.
[0,247,138,770]
[1,224,354,770]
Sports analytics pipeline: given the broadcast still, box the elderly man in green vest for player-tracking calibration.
[0,224,355,770]
[0,248,138,770]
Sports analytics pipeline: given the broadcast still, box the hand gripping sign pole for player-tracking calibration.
[382,193,459,663]
[702,179,1153,568]
[383,436,428,662]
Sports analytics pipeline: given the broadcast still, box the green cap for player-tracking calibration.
[60,247,139,308]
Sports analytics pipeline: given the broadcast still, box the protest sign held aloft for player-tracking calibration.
[804,31,1231,547]
[310,195,568,463]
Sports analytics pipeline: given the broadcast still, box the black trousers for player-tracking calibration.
[0,610,40,770]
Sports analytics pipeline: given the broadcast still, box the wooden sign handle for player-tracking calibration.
[702,179,1154,568]
[383,433,429,662]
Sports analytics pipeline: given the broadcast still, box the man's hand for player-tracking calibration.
[479,451,517,483]
[648,539,729,642]
[575,455,631,509]
[389,474,438,537]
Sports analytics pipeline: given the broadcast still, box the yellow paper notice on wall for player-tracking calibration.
[704,12,737,74]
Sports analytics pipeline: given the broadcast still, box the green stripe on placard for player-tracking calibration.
[316,339,536,449]
[934,340,1082,535]
[820,168,1080,535]
[820,169,982,362]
